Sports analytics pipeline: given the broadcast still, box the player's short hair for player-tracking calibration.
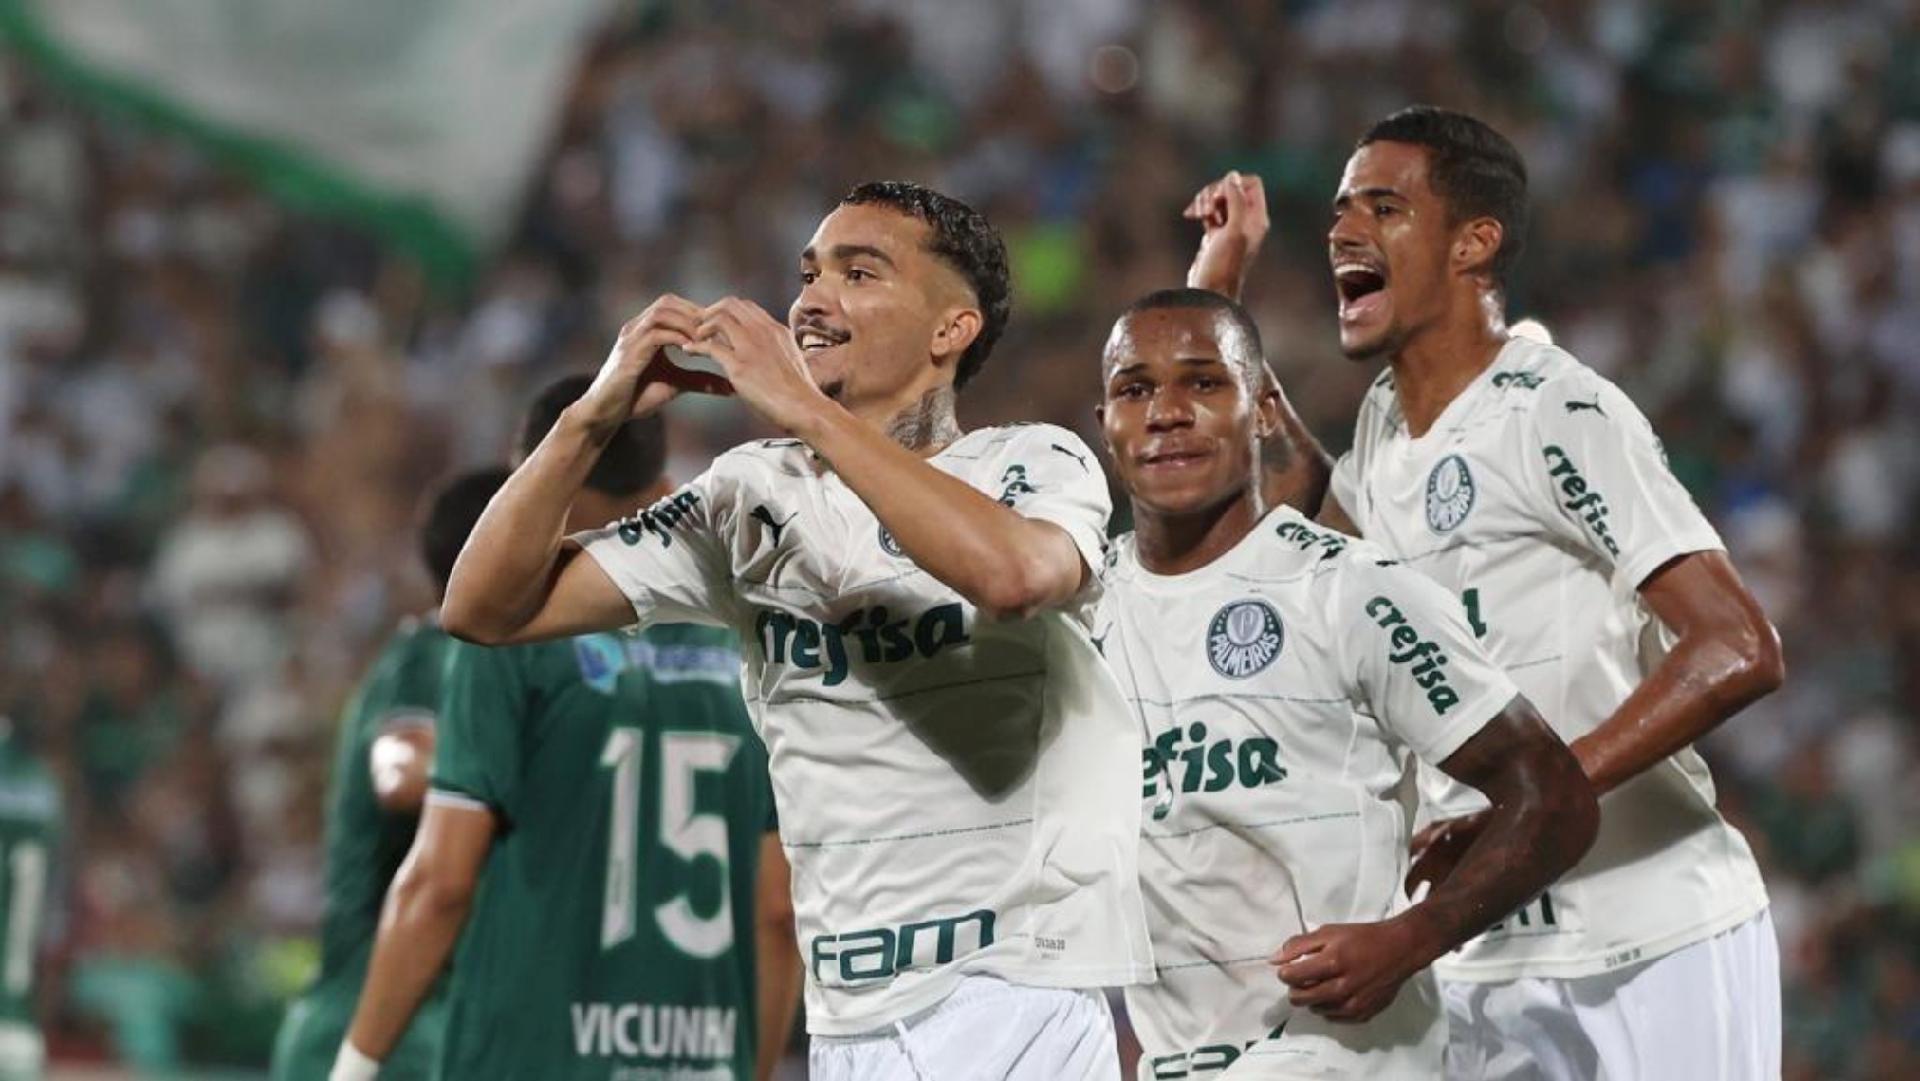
[421,466,511,597]
[840,180,1010,390]
[1359,105,1529,287]
[1116,288,1266,385]
[520,374,666,497]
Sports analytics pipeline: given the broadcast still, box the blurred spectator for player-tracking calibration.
[147,446,311,692]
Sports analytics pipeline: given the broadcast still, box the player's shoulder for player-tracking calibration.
[1491,338,1637,425]
[951,421,1095,462]
[703,438,820,490]
[1256,507,1361,573]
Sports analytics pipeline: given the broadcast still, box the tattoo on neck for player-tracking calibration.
[885,387,962,452]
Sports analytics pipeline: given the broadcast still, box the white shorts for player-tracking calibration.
[1442,910,1781,1081]
[809,975,1119,1081]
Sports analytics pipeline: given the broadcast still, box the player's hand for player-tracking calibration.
[1185,170,1269,300]
[687,298,832,436]
[1272,914,1440,1023]
[1404,811,1490,898]
[579,295,733,438]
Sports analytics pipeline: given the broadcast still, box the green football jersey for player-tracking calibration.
[430,624,770,1081]
[0,730,59,1081]
[271,617,448,1081]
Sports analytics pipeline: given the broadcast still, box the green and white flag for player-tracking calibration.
[0,0,613,280]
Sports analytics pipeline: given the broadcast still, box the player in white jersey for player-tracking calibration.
[1316,107,1787,1079]
[438,181,1154,1080]
[1094,288,1597,1079]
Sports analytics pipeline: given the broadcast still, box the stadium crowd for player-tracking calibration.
[1,0,1916,1076]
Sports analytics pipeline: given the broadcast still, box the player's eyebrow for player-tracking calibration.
[1333,186,1404,209]
[1106,355,1225,379]
[801,243,898,269]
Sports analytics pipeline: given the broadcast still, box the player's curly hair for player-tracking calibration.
[841,181,1011,390]
[1360,106,1529,289]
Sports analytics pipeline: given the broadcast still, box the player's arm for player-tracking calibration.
[1572,551,1782,794]
[369,716,435,814]
[1529,380,1783,795]
[690,299,1093,620]
[1277,699,1595,1023]
[333,801,495,1081]
[1275,559,1598,1022]
[1182,171,1334,517]
[441,296,729,645]
[753,834,800,1081]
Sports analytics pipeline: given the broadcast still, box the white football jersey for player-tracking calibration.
[577,423,1154,1036]
[1100,507,1518,1080]
[1331,336,1769,983]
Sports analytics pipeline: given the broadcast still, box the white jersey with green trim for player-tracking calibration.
[1099,507,1517,1079]
[1330,336,1768,983]
[576,423,1154,1036]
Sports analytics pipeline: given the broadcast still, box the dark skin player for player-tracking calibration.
[1320,132,1784,881]
[1097,297,1599,1022]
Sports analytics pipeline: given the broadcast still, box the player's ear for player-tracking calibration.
[930,306,982,369]
[1453,217,1504,278]
[1252,368,1282,441]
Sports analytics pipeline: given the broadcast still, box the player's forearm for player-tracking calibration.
[1571,624,1784,796]
[753,940,800,1081]
[442,405,604,642]
[1261,406,1333,518]
[1413,717,1598,957]
[795,404,1083,618]
[344,865,474,1059]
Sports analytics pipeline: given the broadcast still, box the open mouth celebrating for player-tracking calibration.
[1334,260,1389,324]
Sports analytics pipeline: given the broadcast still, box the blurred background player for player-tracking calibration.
[1318,106,1786,1079]
[441,182,1155,1080]
[333,378,792,1081]
[0,717,57,1081]
[268,466,506,1080]
[1096,288,1595,1078]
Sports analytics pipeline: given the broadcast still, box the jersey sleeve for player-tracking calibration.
[1524,374,1724,593]
[986,425,1113,588]
[574,468,736,629]
[1334,554,1519,766]
[428,639,527,822]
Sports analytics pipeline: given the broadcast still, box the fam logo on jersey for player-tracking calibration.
[1206,599,1284,679]
[877,524,905,557]
[1424,454,1476,533]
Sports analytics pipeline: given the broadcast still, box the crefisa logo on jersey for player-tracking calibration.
[1206,600,1284,679]
[1425,454,1476,533]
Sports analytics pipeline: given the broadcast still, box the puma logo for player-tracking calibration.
[1050,443,1090,471]
[750,504,796,548]
[1564,398,1606,417]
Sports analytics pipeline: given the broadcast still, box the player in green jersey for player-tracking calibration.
[270,466,510,1081]
[334,378,797,1081]
[0,718,58,1081]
